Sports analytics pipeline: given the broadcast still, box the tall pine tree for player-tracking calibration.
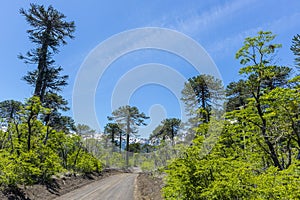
[19,4,75,102]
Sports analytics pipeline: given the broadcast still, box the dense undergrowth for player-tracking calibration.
[0,98,102,188]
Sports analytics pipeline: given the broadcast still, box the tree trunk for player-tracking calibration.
[15,122,21,156]
[171,125,174,146]
[8,129,14,154]
[201,87,208,123]
[43,125,50,145]
[34,32,49,102]
[73,144,82,168]
[27,118,32,151]
[255,93,282,170]
[111,129,115,152]
[26,107,35,151]
[126,116,130,168]
[119,131,122,153]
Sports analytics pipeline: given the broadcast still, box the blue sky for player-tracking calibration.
[1,0,300,137]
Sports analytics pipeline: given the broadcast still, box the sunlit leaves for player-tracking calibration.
[163,31,300,199]
[236,31,282,66]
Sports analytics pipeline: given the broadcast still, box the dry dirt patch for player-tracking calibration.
[135,173,164,200]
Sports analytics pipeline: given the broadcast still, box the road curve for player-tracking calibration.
[54,173,138,200]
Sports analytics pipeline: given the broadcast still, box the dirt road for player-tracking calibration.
[54,173,138,200]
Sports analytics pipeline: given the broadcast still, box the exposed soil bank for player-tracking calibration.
[0,169,123,200]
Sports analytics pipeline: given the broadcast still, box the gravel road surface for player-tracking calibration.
[54,173,138,200]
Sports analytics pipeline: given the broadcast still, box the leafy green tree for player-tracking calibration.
[235,31,290,170]
[163,120,300,199]
[41,93,74,144]
[0,4,105,188]
[162,31,300,199]
[0,98,104,186]
[0,100,23,150]
[265,86,300,160]
[0,97,65,184]
[0,100,23,123]
[21,96,49,151]
[75,124,96,155]
[19,4,75,102]
[109,105,149,167]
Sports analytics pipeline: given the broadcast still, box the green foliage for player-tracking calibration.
[0,4,103,189]
[163,31,300,199]
[0,100,23,122]
[106,152,126,168]
[0,98,103,186]
[163,132,300,199]
[0,148,63,186]
[140,160,155,172]
[235,31,282,66]
[225,79,250,111]
[0,151,20,186]
[150,118,181,145]
[128,142,141,153]
[104,122,122,150]
[72,152,102,173]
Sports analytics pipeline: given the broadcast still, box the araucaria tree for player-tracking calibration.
[291,34,300,68]
[181,74,225,132]
[0,4,104,188]
[108,105,149,167]
[19,4,75,102]
[150,118,181,146]
[225,79,250,112]
[19,4,76,136]
[104,123,122,152]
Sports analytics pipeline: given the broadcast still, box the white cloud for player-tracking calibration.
[206,27,261,58]
[206,12,300,58]
[177,0,257,36]
[150,0,257,37]
[267,12,300,34]
[149,0,299,58]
